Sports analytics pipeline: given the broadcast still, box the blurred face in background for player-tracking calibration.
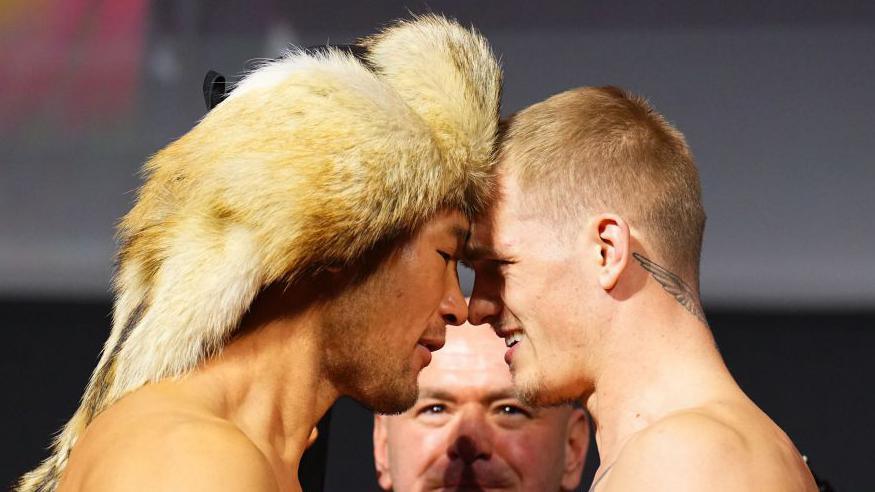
[373,321,589,492]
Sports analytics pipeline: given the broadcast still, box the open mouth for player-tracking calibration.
[503,331,524,348]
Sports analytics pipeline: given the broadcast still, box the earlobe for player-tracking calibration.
[306,426,319,447]
[595,214,630,291]
[562,409,591,490]
[372,416,394,490]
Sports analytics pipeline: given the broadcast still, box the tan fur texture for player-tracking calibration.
[17,15,500,492]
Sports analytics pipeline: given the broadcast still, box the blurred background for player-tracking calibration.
[2,1,873,490]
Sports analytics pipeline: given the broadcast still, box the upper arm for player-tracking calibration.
[602,413,754,492]
[83,420,279,492]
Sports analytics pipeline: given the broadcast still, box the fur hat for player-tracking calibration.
[18,14,501,492]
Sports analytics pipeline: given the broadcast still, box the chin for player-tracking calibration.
[357,372,420,415]
[512,367,546,406]
[518,385,579,407]
[514,367,578,407]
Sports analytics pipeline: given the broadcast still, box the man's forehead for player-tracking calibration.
[419,323,512,387]
[447,222,469,243]
[466,212,517,261]
[430,343,507,372]
[427,209,470,241]
[465,171,531,258]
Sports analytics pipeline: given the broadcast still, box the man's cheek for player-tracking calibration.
[506,281,533,325]
[416,427,452,467]
[492,431,523,458]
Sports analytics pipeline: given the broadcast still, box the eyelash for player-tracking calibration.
[488,259,515,274]
[419,403,446,415]
[460,258,515,271]
[497,404,530,417]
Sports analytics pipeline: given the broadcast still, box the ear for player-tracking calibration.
[561,409,591,490]
[373,415,394,490]
[306,426,319,448]
[592,214,630,291]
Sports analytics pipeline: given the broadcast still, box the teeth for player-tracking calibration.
[504,332,523,347]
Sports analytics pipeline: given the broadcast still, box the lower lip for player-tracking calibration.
[505,341,520,365]
[415,343,432,367]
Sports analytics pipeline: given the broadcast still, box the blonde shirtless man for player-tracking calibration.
[17,15,501,492]
[465,87,818,491]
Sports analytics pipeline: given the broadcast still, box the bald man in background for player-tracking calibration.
[373,321,589,492]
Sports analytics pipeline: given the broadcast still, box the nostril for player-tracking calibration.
[467,309,491,327]
[443,313,458,325]
[449,435,489,464]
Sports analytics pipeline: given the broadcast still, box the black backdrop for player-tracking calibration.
[3,300,872,491]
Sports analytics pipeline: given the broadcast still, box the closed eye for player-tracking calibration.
[463,258,515,269]
[487,259,516,273]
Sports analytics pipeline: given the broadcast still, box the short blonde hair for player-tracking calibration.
[500,86,705,279]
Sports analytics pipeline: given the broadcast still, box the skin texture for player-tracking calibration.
[373,321,589,492]
[466,170,818,492]
[56,210,470,492]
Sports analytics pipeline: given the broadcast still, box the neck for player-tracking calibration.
[585,290,739,466]
[183,306,338,476]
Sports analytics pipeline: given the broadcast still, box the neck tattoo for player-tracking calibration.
[632,253,707,324]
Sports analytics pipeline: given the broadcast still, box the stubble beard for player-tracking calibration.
[513,365,551,407]
[320,277,420,415]
[513,361,584,408]
[325,330,420,414]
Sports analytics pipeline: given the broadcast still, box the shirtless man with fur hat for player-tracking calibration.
[18,16,501,492]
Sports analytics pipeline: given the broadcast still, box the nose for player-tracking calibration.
[446,407,494,463]
[440,267,468,326]
[467,273,502,326]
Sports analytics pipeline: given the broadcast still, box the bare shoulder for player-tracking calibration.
[606,411,751,491]
[68,409,278,492]
[602,410,816,492]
